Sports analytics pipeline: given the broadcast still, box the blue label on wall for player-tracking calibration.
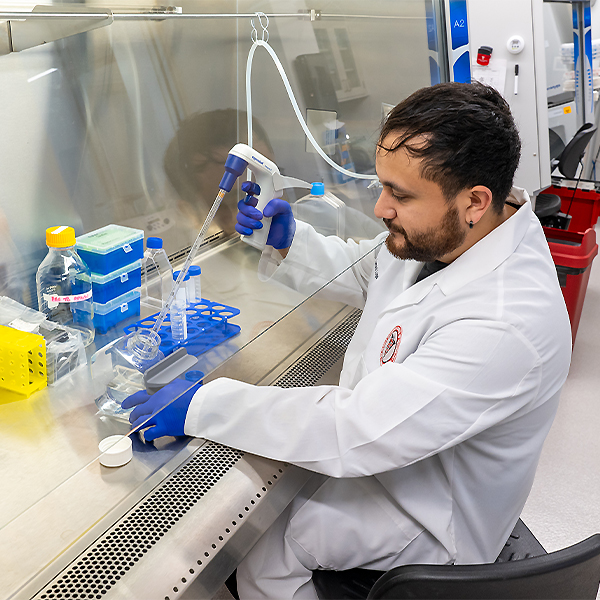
[425,0,438,52]
[453,51,471,84]
[585,5,592,28]
[449,0,469,50]
[585,7,594,115]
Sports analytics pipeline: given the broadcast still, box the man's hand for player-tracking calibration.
[235,182,296,251]
[121,378,201,442]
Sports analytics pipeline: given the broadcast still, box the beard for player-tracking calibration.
[384,203,466,262]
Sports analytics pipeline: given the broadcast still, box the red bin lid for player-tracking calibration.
[544,227,599,269]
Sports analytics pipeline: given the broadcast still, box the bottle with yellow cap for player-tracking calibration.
[36,226,95,346]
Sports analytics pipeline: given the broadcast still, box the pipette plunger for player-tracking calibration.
[242,181,261,198]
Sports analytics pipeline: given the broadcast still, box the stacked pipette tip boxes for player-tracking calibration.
[76,225,144,334]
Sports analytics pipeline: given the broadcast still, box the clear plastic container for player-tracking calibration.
[185,274,195,306]
[0,296,87,385]
[36,226,95,347]
[94,329,165,421]
[76,224,144,275]
[292,182,346,238]
[141,237,173,309]
[39,320,87,385]
[188,265,202,303]
[170,272,188,341]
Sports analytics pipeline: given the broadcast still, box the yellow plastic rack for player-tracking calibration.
[0,325,47,401]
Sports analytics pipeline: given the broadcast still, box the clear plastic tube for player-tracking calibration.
[146,188,226,343]
[246,40,378,181]
[169,285,187,340]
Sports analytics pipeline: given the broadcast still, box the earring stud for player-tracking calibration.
[469,220,474,229]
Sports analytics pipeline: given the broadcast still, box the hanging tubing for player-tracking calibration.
[245,39,379,181]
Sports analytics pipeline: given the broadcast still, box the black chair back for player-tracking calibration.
[557,123,596,179]
[367,534,600,600]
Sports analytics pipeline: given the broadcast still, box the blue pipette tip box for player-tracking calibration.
[91,260,142,304]
[76,224,144,275]
[94,289,141,334]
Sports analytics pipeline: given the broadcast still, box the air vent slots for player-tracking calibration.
[34,310,361,600]
[273,309,361,388]
[35,443,243,600]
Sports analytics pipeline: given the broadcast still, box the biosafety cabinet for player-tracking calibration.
[0,1,554,599]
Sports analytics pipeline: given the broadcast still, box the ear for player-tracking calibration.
[465,186,493,226]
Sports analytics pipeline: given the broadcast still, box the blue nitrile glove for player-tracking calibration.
[264,198,296,249]
[121,378,202,442]
[235,182,296,250]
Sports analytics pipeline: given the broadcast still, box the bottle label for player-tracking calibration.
[43,291,92,309]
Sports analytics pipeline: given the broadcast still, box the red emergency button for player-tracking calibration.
[477,46,493,66]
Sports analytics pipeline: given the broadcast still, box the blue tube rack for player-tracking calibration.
[123,299,241,357]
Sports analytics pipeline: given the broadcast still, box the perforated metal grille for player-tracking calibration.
[273,309,362,388]
[34,442,243,600]
[32,309,362,600]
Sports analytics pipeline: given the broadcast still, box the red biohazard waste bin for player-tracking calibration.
[544,226,598,344]
[540,184,600,233]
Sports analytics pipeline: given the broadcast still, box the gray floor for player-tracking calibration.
[522,222,600,552]
[212,224,600,598]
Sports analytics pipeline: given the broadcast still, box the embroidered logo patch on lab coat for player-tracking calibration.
[380,326,402,365]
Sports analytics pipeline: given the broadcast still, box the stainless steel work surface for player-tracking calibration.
[22,445,316,600]
[0,367,313,600]
[0,365,197,600]
[0,237,358,600]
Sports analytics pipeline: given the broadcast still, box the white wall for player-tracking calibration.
[467,0,551,196]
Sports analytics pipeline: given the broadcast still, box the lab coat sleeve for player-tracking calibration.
[184,319,546,478]
[258,220,388,309]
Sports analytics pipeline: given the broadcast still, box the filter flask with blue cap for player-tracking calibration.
[141,236,173,309]
[292,182,346,238]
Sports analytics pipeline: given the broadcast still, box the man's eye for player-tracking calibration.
[392,194,406,202]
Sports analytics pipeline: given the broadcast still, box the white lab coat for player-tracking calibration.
[185,189,572,598]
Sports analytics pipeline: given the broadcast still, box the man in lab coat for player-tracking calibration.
[124,82,572,599]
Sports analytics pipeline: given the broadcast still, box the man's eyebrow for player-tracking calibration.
[379,180,416,197]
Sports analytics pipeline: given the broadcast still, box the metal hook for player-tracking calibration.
[251,11,269,43]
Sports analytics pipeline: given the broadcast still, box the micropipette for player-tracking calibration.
[141,146,250,347]
[226,144,281,250]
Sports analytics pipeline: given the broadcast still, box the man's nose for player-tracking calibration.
[374,191,397,220]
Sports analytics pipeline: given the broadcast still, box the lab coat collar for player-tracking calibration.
[436,186,530,296]
[383,187,531,309]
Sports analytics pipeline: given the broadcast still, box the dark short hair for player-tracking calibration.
[378,82,521,213]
